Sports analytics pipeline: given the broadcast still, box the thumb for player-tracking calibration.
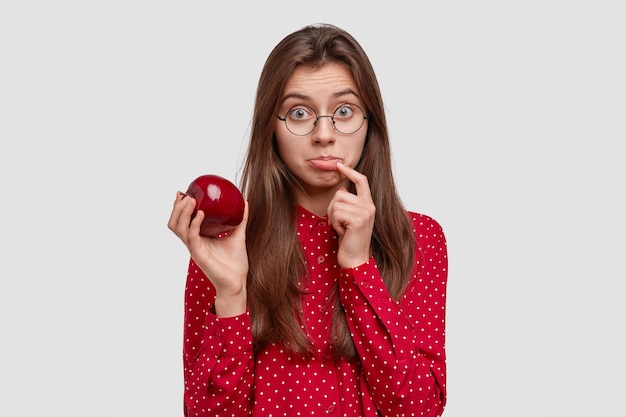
[229,200,249,239]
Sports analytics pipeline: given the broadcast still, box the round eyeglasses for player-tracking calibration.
[277,103,368,136]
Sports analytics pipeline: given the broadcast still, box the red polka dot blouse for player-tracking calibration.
[182,206,448,416]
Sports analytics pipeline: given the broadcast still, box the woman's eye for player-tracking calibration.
[289,107,311,120]
[335,105,353,118]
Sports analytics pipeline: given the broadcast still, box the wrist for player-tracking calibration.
[214,288,247,318]
[338,250,371,269]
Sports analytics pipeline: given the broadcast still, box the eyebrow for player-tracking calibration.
[281,88,360,104]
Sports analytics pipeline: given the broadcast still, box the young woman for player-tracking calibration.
[168,23,448,417]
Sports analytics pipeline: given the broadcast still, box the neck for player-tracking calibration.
[292,183,346,217]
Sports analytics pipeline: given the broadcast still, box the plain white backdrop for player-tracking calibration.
[1,1,624,416]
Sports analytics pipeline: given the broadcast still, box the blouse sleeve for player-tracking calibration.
[182,259,254,417]
[339,213,448,417]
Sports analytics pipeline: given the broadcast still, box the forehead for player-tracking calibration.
[282,62,360,102]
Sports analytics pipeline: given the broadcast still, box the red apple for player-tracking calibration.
[185,174,245,237]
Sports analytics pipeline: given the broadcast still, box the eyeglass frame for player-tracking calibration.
[276,103,369,136]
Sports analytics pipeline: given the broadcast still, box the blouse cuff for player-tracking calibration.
[204,309,253,357]
[339,256,389,307]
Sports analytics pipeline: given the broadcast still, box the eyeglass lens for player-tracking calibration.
[284,104,366,136]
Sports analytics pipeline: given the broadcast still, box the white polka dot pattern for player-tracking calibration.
[181,206,448,416]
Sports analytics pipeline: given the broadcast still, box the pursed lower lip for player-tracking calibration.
[308,158,343,171]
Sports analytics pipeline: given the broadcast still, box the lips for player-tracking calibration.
[308,157,343,171]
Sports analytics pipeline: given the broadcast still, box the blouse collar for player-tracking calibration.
[295,205,331,240]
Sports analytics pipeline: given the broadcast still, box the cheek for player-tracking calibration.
[349,135,368,168]
[274,131,301,167]
[274,134,289,160]
[352,134,367,157]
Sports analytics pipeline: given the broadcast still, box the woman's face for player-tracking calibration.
[275,62,368,198]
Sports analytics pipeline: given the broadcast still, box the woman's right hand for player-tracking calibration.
[167,192,249,316]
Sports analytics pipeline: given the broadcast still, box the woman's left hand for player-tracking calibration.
[327,162,376,268]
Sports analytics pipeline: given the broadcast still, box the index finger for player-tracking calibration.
[336,162,373,201]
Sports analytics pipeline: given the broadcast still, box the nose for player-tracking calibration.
[312,115,335,144]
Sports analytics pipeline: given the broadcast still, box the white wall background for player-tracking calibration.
[1,1,624,415]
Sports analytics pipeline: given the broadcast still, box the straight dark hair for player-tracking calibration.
[241,24,416,359]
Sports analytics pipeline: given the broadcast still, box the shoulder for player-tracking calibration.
[407,211,446,243]
[406,211,447,262]
[407,211,448,282]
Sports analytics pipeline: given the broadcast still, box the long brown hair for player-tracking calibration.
[241,24,416,359]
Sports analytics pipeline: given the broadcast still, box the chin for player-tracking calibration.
[312,173,347,189]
